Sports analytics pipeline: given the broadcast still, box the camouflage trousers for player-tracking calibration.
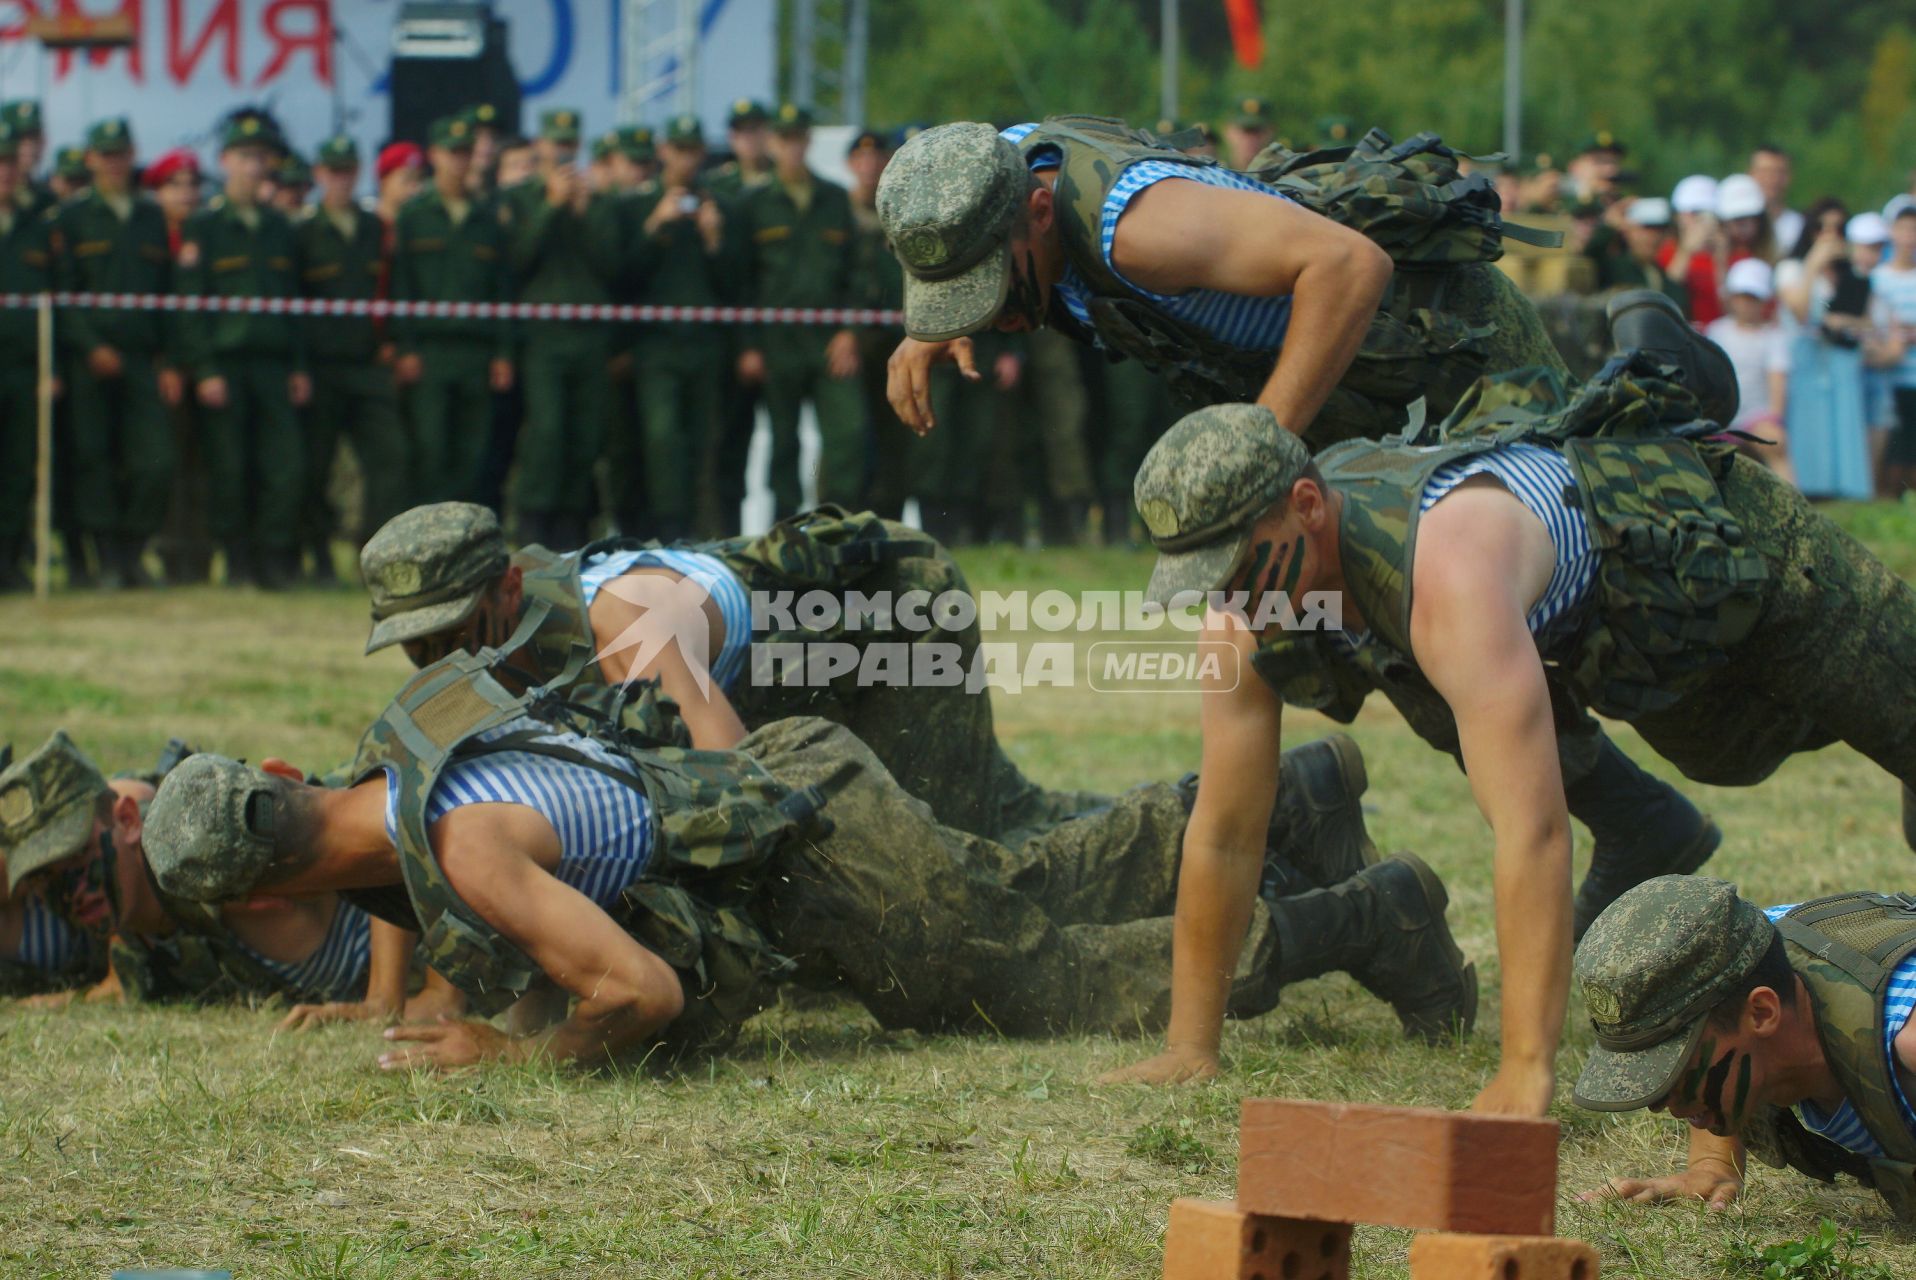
[743,716,1276,1036]
[1625,456,1916,787]
[731,526,1107,840]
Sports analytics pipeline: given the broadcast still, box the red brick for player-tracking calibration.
[1237,1098,1558,1236]
[1163,1198,1352,1280]
[1408,1233,1599,1279]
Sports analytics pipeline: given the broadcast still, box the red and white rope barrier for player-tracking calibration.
[0,291,902,326]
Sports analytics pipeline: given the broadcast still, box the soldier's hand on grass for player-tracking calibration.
[489,358,514,393]
[1096,1046,1220,1086]
[289,372,313,408]
[737,349,767,385]
[16,989,80,1011]
[157,367,183,407]
[1579,1161,1743,1210]
[1470,1062,1556,1117]
[886,336,978,435]
[379,1015,515,1070]
[87,345,124,379]
[197,375,229,409]
[394,353,423,386]
[279,999,398,1033]
[826,329,860,379]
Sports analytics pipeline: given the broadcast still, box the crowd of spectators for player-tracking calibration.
[1508,135,1916,502]
[1,97,1910,597]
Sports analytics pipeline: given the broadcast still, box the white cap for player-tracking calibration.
[1847,212,1890,246]
[1672,174,1719,215]
[1885,194,1916,223]
[1724,257,1773,300]
[1627,197,1672,227]
[1716,174,1767,221]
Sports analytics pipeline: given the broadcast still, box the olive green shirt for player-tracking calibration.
[175,195,303,374]
[0,201,54,366]
[732,169,857,347]
[51,187,173,357]
[391,185,512,358]
[627,181,738,313]
[499,177,625,307]
[294,201,386,363]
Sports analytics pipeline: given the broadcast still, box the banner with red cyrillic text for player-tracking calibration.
[0,0,773,187]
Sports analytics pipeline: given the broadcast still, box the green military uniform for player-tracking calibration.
[51,120,176,586]
[147,653,1471,1051]
[707,101,776,533]
[392,116,512,507]
[624,115,736,540]
[500,108,624,542]
[846,129,911,519]
[175,117,307,583]
[295,135,409,547]
[0,101,50,215]
[0,120,53,588]
[1144,356,1916,844]
[598,125,658,537]
[1575,877,1916,1219]
[734,105,867,517]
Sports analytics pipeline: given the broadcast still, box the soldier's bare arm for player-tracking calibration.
[277,918,417,1032]
[380,807,684,1070]
[886,336,980,435]
[1411,490,1569,1117]
[1112,181,1391,437]
[588,570,748,750]
[1101,613,1278,1085]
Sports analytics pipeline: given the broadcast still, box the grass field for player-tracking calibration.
[4,504,1916,1278]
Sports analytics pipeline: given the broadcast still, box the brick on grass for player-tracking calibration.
[1163,1198,1351,1280]
[1237,1099,1558,1236]
[1408,1233,1599,1279]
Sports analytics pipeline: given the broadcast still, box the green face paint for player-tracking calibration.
[1728,1052,1753,1128]
[1699,1046,1737,1125]
[1236,540,1273,596]
[1260,535,1305,601]
[1672,1036,1718,1107]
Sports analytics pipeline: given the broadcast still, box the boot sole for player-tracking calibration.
[1572,814,1723,941]
[1604,289,1740,424]
[1390,851,1478,1043]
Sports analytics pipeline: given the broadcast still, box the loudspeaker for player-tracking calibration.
[388,2,521,148]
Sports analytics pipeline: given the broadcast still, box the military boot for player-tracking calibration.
[118,535,154,588]
[1566,736,1721,941]
[0,537,28,592]
[1606,289,1739,427]
[95,538,127,591]
[307,536,338,586]
[1262,852,1477,1043]
[221,540,255,588]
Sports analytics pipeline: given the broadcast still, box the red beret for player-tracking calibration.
[141,148,201,189]
[377,141,424,181]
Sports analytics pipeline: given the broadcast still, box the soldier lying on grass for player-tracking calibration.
[140,651,1475,1071]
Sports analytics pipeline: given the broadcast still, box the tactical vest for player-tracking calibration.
[108,886,308,1005]
[349,650,826,1049]
[1016,115,1559,414]
[1739,893,1916,1219]
[1252,358,1770,722]
[511,507,937,707]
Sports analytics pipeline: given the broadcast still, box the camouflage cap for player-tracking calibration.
[1573,876,1776,1112]
[1133,403,1311,605]
[1,100,42,136]
[315,134,359,169]
[359,502,509,654]
[1231,97,1271,128]
[429,114,475,151]
[615,125,656,160]
[0,730,107,892]
[86,116,133,155]
[664,114,704,146]
[877,122,1027,341]
[143,754,296,902]
[540,108,582,144]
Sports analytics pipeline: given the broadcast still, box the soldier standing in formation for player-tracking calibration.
[392,116,512,509]
[708,101,775,532]
[296,135,408,569]
[175,115,309,587]
[0,119,52,591]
